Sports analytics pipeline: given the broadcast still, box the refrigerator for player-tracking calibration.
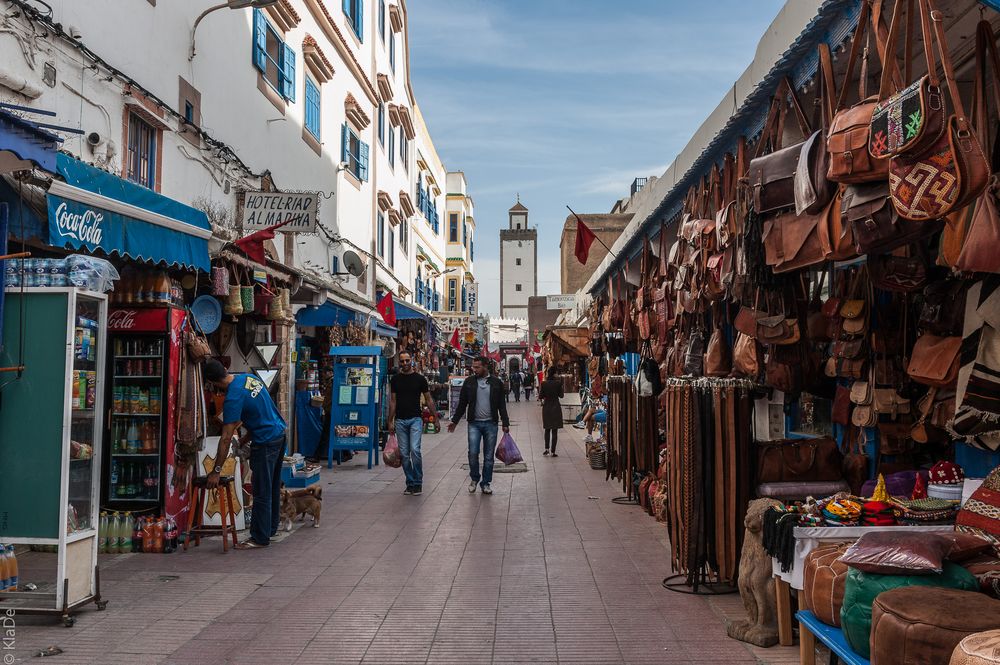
[102,306,186,523]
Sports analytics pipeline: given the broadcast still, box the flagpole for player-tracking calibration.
[567,206,617,258]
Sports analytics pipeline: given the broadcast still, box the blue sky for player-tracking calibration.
[408,0,786,316]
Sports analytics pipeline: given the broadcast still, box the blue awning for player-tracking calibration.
[47,153,211,271]
[370,318,397,338]
[296,300,360,327]
[394,300,428,321]
[0,107,62,174]
[328,346,382,357]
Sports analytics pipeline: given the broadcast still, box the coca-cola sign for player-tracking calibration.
[108,309,137,330]
[53,201,104,245]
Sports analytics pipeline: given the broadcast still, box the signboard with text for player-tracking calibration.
[241,191,318,233]
[546,294,576,310]
[466,282,478,316]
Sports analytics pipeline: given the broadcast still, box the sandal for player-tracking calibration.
[234,540,268,550]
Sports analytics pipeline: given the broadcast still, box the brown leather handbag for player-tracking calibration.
[794,43,837,217]
[683,331,704,377]
[906,334,961,388]
[832,383,853,425]
[748,78,812,215]
[827,0,899,184]
[757,437,845,483]
[765,346,802,394]
[734,305,761,337]
[732,332,760,379]
[869,244,929,293]
[827,188,857,261]
[704,328,731,378]
[888,0,990,222]
[756,315,800,346]
[919,279,968,337]
[841,427,870,495]
[762,195,834,274]
[843,181,942,255]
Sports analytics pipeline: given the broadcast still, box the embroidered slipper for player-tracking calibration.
[234,540,268,550]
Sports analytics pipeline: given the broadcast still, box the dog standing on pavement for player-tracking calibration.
[279,486,322,531]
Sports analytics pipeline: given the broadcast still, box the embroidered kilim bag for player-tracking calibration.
[868,0,946,160]
[888,0,990,221]
[956,465,1000,548]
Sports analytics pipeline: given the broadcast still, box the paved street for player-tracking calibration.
[9,400,798,664]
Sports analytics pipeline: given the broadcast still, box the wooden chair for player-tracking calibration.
[184,474,239,553]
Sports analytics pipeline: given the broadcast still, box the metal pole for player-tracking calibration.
[189,3,230,61]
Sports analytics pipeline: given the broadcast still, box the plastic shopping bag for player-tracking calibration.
[495,432,523,465]
[382,434,402,468]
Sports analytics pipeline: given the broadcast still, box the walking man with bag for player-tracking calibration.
[204,359,286,550]
[388,351,435,496]
[448,356,510,495]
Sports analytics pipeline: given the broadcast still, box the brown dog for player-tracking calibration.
[279,486,322,531]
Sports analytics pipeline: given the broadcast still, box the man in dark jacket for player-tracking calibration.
[448,356,510,495]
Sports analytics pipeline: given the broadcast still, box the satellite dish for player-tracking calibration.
[340,250,366,277]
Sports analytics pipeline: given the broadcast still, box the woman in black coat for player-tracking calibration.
[539,368,564,456]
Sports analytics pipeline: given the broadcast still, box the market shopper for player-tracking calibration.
[510,368,522,402]
[204,358,286,550]
[388,351,435,496]
[539,368,564,457]
[522,369,535,401]
[448,356,510,495]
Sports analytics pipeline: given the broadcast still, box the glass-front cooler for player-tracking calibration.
[68,297,102,533]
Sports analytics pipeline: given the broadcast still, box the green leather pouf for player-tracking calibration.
[841,562,979,659]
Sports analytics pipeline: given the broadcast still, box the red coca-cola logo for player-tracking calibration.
[109,310,138,330]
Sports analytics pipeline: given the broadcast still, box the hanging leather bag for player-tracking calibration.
[906,333,962,388]
[868,0,947,160]
[748,78,813,215]
[827,0,900,183]
[704,328,731,377]
[794,44,837,216]
[919,279,968,336]
[888,0,990,222]
[757,437,844,483]
[955,19,1000,275]
[683,328,704,377]
[756,314,801,346]
[842,181,942,255]
[732,332,760,379]
[869,243,930,293]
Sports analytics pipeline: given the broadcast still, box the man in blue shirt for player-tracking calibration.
[205,359,287,550]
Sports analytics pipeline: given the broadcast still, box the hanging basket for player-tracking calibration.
[255,291,274,317]
[240,285,255,313]
[224,284,244,315]
[211,266,229,296]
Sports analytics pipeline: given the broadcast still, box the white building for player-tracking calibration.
[0,0,467,316]
[499,199,536,319]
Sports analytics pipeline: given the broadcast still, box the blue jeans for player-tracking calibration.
[395,417,423,487]
[467,420,498,487]
[249,433,286,546]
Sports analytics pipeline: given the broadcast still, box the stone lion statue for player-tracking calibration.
[727,497,782,647]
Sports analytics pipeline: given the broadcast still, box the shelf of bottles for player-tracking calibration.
[68,299,100,535]
[109,336,164,503]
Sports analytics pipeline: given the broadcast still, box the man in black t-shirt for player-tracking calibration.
[388,352,435,495]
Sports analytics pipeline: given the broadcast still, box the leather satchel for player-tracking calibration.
[869,245,929,293]
[683,333,704,377]
[732,332,759,379]
[762,195,834,274]
[827,0,899,184]
[839,299,867,338]
[765,346,802,394]
[867,0,946,160]
[704,329,731,377]
[734,306,761,337]
[842,181,942,255]
[889,0,989,222]
[755,315,800,346]
[919,279,968,337]
[794,43,837,216]
[873,388,911,418]
[906,334,961,388]
[748,78,812,215]
[757,437,845,484]
[877,422,913,456]
[833,383,853,425]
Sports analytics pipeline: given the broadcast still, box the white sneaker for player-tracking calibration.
[573,421,587,429]
[468,481,477,493]
[584,435,594,443]
[481,483,493,495]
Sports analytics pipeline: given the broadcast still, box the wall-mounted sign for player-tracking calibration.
[242,191,318,233]
[466,282,478,316]
[546,294,576,310]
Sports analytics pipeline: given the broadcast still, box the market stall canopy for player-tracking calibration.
[47,153,211,271]
[0,106,62,174]
[297,300,364,327]
[545,326,590,358]
[394,299,428,321]
[328,346,381,357]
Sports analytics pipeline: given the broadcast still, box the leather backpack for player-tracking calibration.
[731,333,760,379]
[757,437,844,484]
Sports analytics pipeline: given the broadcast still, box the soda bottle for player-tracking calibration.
[0,547,9,590]
[146,463,158,500]
[142,518,155,553]
[132,516,144,553]
[111,461,121,496]
[129,462,140,498]
[98,512,108,554]
[107,513,120,554]
[153,517,164,553]
[164,518,178,554]
[6,547,17,591]
[127,420,140,454]
[119,512,132,554]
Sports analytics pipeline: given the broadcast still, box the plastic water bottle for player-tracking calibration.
[0,547,9,590]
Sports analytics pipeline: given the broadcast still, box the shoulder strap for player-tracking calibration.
[836,0,902,111]
[925,0,969,127]
[878,0,933,102]
[974,19,1000,169]
[818,43,836,131]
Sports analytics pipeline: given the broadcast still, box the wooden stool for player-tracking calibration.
[184,475,239,552]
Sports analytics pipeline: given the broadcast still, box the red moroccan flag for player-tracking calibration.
[450,328,461,351]
[574,215,597,264]
[376,291,396,326]
[234,219,293,265]
[533,342,541,353]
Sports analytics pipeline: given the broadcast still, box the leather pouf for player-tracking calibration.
[841,563,978,659]
[951,629,1000,665]
[802,542,852,627]
[871,587,1000,665]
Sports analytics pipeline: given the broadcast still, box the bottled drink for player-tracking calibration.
[128,462,140,498]
[153,517,164,553]
[149,388,160,415]
[155,271,171,304]
[0,546,9,590]
[108,513,120,553]
[6,547,17,591]
[111,461,122,496]
[142,518,154,553]
[132,516,144,553]
[113,386,123,415]
[121,512,134,554]
[98,512,109,554]
[127,420,140,454]
[164,518,178,554]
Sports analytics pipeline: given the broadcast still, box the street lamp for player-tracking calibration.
[190,0,279,61]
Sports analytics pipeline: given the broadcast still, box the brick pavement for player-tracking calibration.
[7,398,803,664]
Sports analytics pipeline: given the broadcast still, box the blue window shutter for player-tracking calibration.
[281,43,296,101]
[358,0,364,42]
[341,123,349,164]
[343,0,351,16]
[359,140,369,181]
[304,79,320,138]
[252,9,267,72]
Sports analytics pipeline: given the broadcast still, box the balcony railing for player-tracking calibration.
[631,177,648,196]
